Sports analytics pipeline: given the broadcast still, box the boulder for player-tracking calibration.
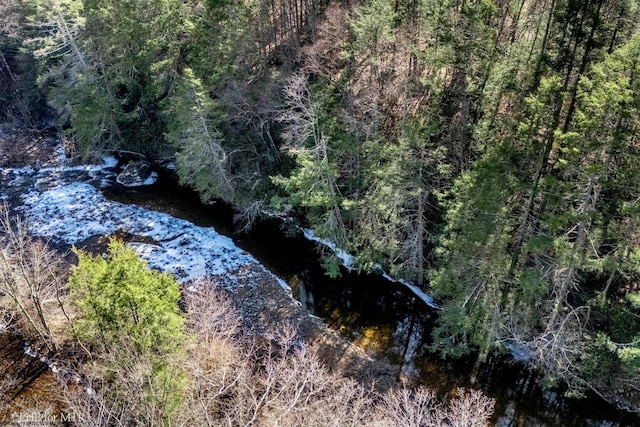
[116,160,158,187]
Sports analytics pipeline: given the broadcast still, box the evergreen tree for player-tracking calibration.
[13,0,640,406]
[79,0,186,156]
[556,29,640,394]
[431,25,640,400]
[22,0,189,156]
[164,68,235,203]
[272,72,351,251]
[354,118,447,285]
[69,240,185,354]
[68,240,187,421]
[186,0,255,87]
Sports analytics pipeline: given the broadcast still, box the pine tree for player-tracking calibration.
[272,72,350,251]
[21,0,189,156]
[68,240,187,421]
[164,68,235,203]
[554,29,640,395]
[354,118,447,285]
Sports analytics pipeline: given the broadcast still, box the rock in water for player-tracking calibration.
[116,160,158,187]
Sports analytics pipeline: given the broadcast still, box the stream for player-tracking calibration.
[103,170,640,427]
[1,131,639,425]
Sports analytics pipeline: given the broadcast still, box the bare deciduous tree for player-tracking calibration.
[62,280,496,427]
[63,372,138,427]
[376,384,495,427]
[525,174,600,387]
[62,335,186,426]
[176,281,252,426]
[378,384,445,426]
[445,388,496,427]
[229,324,373,427]
[0,204,69,352]
[276,71,348,245]
[302,4,351,78]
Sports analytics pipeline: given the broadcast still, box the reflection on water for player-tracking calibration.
[291,265,639,426]
[103,171,639,426]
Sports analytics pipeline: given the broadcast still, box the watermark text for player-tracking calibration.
[1,410,84,426]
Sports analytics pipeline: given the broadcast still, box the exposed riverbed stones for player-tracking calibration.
[116,160,158,187]
[0,127,400,419]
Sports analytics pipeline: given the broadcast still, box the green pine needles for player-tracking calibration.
[69,239,185,354]
[68,239,188,421]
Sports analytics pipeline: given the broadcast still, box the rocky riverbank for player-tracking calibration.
[0,125,399,421]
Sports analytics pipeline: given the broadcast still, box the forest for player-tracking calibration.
[2,0,640,415]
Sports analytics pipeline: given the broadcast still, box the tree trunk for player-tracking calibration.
[562,0,605,133]
[532,0,557,90]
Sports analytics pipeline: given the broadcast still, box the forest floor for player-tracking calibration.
[0,125,398,424]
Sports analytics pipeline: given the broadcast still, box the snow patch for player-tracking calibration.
[102,155,119,168]
[303,228,354,268]
[6,164,107,177]
[116,170,158,187]
[383,273,439,309]
[19,183,273,285]
[55,140,67,166]
[505,341,532,363]
[275,276,293,293]
[143,171,158,185]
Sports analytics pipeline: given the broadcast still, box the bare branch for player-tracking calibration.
[0,203,69,352]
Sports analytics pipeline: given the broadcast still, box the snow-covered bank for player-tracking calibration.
[0,156,119,201]
[19,183,290,292]
[302,228,439,309]
[0,131,290,292]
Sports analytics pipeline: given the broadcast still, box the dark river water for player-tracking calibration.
[103,170,640,427]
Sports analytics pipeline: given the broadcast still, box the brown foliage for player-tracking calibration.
[177,281,495,427]
[0,204,70,352]
[6,261,494,427]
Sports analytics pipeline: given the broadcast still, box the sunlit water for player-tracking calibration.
[101,170,640,426]
[2,138,634,426]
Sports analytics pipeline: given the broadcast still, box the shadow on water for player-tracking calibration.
[102,170,640,426]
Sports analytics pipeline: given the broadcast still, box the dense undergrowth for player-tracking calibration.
[3,0,640,411]
[0,205,494,426]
